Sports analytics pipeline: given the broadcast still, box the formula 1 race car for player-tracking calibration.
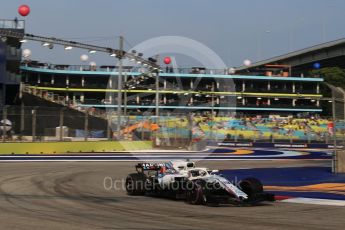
[125,160,275,206]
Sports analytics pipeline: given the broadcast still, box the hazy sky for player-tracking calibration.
[1,0,345,67]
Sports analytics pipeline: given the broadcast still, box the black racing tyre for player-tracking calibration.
[239,177,263,196]
[185,180,206,205]
[125,173,147,196]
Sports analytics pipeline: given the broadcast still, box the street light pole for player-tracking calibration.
[155,55,160,117]
[210,82,215,140]
[211,82,215,117]
[124,73,128,116]
[155,72,159,116]
[117,36,124,140]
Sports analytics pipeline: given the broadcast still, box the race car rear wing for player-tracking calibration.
[135,163,166,173]
[135,161,195,173]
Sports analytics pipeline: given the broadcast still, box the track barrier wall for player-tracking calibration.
[0,141,152,154]
[211,141,343,149]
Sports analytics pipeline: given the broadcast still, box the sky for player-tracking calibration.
[1,0,345,67]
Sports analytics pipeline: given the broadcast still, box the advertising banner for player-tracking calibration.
[212,141,343,149]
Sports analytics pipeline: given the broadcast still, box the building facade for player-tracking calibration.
[0,19,25,106]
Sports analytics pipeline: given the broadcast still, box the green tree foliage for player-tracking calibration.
[311,67,345,89]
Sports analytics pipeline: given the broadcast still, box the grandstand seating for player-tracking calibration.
[16,85,345,143]
[150,116,345,142]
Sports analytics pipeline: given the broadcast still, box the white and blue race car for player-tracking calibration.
[125,160,275,205]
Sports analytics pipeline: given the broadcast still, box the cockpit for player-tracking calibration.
[189,169,208,178]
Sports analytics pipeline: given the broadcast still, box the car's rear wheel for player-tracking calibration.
[185,180,206,205]
[239,177,263,197]
[126,173,147,195]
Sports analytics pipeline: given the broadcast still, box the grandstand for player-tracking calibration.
[20,62,323,115]
[7,62,342,146]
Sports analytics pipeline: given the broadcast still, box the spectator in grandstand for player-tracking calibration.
[14,17,18,28]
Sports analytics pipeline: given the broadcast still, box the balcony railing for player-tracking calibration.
[21,63,322,79]
[0,19,25,29]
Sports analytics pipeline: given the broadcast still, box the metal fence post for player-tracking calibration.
[188,114,193,150]
[332,95,337,173]
[59,108,65,141]
[107,115,111,140]
[174,120,178,147]
[2,106,7,142]
[20,102,25,135]
[32,108,36,142]
[84,112,88,141]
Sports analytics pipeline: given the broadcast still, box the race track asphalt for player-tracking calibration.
[0,160,344,230]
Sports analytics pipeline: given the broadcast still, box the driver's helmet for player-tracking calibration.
[190,170,200,177]
[160,166,167,174]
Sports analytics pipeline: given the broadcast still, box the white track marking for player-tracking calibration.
[280,198,345,206]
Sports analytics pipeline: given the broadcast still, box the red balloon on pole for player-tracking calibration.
[164,57,171,65]
[18,5,30,17]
